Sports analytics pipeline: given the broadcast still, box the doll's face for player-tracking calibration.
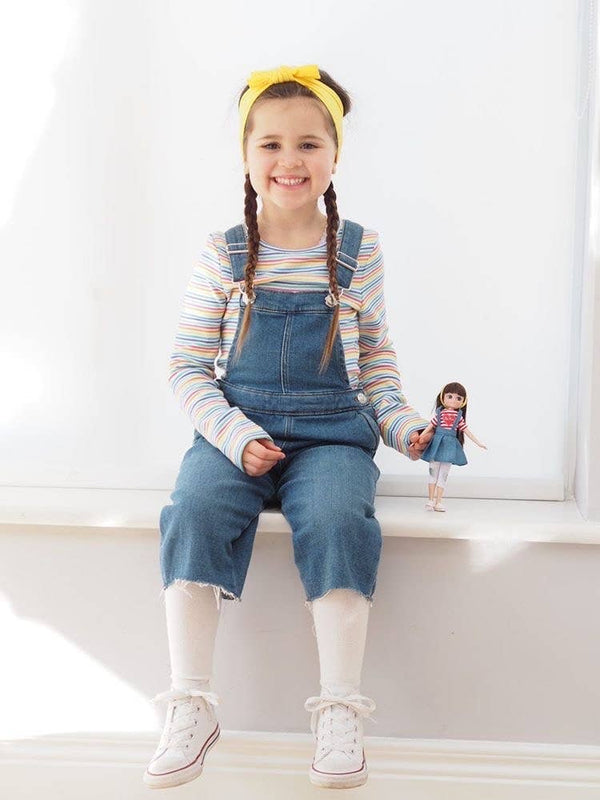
[442,392,465,410]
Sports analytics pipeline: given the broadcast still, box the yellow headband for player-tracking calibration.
[239,64,344,160]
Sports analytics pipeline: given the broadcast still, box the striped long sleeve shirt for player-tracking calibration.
[167,223,429,472]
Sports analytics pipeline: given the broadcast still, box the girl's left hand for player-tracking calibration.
[408,429,433,460]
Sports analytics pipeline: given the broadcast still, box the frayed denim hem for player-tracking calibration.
[159,578,241,611]
[303,586,375,613]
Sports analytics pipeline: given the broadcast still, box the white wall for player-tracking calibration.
[2,525,600,744]
[0,0,585,498]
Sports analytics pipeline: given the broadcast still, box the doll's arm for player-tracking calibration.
[464,428,487,449]
[421,422,435,438]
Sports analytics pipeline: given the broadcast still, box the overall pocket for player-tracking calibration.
[356,408,380,452]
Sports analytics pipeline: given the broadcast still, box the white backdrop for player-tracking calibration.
[0,0,584,498]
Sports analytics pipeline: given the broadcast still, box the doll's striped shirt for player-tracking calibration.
[431,408,468,432]
[167,224,429,472]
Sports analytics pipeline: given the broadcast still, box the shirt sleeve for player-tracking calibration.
[357,234,430,458]
[167,232,274,472]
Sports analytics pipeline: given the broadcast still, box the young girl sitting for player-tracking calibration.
[144,63,432,791]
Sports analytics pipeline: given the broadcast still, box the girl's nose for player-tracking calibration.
[278,154,302,168]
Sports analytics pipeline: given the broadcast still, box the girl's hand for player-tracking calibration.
[479,443,488,449]
[408,429,433,461]
[242,438,286,477]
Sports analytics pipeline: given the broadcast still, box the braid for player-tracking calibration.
[318,181,341,374]
[229,174,259,365]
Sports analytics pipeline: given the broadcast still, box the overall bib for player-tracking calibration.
[421,407,467,466]
[160,220,382,604]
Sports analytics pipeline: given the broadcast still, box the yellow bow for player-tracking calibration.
[239,64,344,160]
[248,64,321,92]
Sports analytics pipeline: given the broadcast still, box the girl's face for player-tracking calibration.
[442,392,464,410]
[243,97,337,216]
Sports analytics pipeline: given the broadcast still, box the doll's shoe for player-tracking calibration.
[143,688,220,789]
[434,502,446,512]
[304,690,376,789]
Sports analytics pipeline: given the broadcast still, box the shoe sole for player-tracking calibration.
[309,764,368,789]
[143,725,220,789]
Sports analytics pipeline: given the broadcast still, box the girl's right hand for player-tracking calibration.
[242,438,286,476]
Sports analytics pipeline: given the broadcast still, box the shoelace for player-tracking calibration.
[304,693,376,761]
[151,689,220,753]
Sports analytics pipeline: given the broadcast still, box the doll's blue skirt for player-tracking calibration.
[421,428,467,466]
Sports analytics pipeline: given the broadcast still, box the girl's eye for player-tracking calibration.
[261,142,317,150]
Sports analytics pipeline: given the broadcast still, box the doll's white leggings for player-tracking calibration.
[163,581,370,696]
[428,461,452,488]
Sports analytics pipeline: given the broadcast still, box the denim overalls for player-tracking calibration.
[160,220,382,605]
[421,407,468,466]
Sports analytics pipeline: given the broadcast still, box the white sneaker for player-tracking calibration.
[434,502,446,512]
[304,691,376,789]
[425,500,435,510]
[143,688,220,789]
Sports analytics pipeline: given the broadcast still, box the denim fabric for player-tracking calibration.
[160,220,383,603]
[421,407,468,466]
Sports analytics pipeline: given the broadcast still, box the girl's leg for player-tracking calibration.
[280,445,379,788]
[304,587,375,789]
[164,580,221,691]
[309,588,370,695]
[145,581,222,788]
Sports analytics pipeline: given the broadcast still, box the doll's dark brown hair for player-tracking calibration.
[433,381,468,446]
[232,69,352,373]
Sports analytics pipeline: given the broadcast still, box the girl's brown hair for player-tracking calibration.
[231,69,352,373]
[433,381,468,446]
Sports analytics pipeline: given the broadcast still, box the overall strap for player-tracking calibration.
[223,220,365,287]
[224,224,248,282]
[336,220,364,289]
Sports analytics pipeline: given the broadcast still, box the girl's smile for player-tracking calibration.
[272,176,309,188]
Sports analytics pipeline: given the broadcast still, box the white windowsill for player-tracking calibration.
[1,487,599,544]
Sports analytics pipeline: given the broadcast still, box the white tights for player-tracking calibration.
[164,581,370,696]
[428,460,452,489]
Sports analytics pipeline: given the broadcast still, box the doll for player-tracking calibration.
[420,381,487,512]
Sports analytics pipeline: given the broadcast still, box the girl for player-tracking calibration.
[143,64,432,791]
[421,381,487,512]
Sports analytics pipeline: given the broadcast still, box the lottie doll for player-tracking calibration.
[420,381,487,512]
